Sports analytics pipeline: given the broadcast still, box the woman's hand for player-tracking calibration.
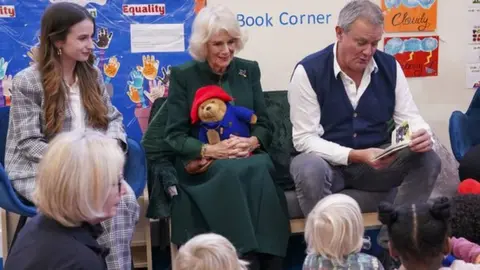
[228,135,260,159]
[204,139,236,159]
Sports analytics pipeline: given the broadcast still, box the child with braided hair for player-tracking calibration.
[378,197,480,270]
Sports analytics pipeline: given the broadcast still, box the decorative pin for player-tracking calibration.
[238,69,247,78]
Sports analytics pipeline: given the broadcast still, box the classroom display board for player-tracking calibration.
[0,0,201,142]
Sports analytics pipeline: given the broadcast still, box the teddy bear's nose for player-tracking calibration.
[205,105,211,111]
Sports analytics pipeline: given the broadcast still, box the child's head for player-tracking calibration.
[175,233,248,270]
[450,194,480,245]
[304,194,364,264]
[378,197,451,269]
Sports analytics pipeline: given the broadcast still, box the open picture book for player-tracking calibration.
[373,121,411,161]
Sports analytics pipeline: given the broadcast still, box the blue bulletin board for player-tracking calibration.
[0,0,203,142]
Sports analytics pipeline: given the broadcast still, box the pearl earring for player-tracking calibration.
[57,48,62,56]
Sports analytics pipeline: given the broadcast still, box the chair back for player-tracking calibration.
[124,138,147,198]
[0,164,36,216]
[0,106,36,216]
[466,88,480,146]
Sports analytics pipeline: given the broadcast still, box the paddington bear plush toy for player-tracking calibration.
[190,85,257,145]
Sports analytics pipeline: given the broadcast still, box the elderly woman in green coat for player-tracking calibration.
[143,4,290,269]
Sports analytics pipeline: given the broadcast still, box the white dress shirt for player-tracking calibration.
[288,43,432,166]
[66,79,86,131]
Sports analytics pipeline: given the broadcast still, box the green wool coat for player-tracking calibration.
[142,57,290,257]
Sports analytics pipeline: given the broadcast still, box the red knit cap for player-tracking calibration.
[190,85,233,124]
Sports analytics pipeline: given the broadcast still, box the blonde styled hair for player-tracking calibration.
[33,129,125,227]
[188,5,247,61]
[175,233,249,270]
[304,194,364,265]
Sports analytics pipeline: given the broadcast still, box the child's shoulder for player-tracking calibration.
[302,253,384,269]
[351,252,384,269]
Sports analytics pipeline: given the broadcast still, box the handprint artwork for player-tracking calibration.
[136,55,159,81]
[144,79,166,103]
[103,56,121,82]
[94,28,113,49]
[127,69,147,108]
[0,58,10,107]
[27,46,39,66]
[194,0,206,14]
[2,75,12,106]
[0,58,9,80]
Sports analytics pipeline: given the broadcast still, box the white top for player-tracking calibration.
[66,79,86,131]
[287,42,432,166]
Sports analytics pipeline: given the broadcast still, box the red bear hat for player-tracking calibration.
[190,85,233,124]
[457,178,480,195]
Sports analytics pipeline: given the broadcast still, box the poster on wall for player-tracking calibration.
[384,35,439,78]
[0,0,201,142]
[466,63,480,88]
[381,0,437,32]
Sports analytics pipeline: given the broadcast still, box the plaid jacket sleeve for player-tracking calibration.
[96,68,127,144]
[10,69,48,163]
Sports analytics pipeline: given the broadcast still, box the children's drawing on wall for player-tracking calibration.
[194,0,206,14]
[0,58,12,107]
[127,55,169,133]
[382,0,437,32]
[0,0,195,141]
[384,36,439,77]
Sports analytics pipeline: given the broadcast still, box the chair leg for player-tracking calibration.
[169,219,178,270]
[9,215,27,252]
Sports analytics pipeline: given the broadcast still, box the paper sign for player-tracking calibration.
[466,63,480,88]
[382,0,437,32]
[466,44,480,64]
[384,35,439,77]
[130,24,185,53]
[49,0,107,6]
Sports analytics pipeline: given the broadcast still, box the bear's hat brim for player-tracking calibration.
[190,85,233,124]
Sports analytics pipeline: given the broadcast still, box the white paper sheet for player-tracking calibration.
[466,44,480,64]
[130,23,185,53]
[466,63,480,88]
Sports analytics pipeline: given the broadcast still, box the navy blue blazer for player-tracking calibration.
[4,214,108,270]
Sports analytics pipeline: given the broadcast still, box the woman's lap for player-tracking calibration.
[170,153,290,257]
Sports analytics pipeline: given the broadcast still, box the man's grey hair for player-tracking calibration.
[337,0,384,32]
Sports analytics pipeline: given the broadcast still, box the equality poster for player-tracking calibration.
[384,35,439,77]
[382,0,437,32]
[0,0,202,142]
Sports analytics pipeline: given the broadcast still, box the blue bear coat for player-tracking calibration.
[198,103,254,144]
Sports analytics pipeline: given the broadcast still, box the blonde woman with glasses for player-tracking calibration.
[5,130,127,270]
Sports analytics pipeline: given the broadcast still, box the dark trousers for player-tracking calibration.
[459,144,480,181]
[241,252,284,270]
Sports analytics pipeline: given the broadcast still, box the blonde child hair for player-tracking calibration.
[174,233,249,270]
[304,193,364,265]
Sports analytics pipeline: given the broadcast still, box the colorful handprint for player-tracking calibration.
[0,58,9,80]
[94,28,113,49]
[27,46,39,66]
[137,55,159,81]
[158,65,171,87]
[104,56,121,78]
[2,75,12,106]
[144,79,166,103]
[194,0,206,14]
[127,85,142,104]
[127,70,147,108]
